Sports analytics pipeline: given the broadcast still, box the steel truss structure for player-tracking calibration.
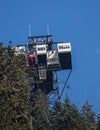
[14,35,72,129]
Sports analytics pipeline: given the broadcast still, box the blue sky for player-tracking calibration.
[0,0,100,113]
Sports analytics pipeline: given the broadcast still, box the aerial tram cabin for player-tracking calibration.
[15,35,72,94]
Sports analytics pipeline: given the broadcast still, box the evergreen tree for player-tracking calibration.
[0,43,31,130]
[0,41,98,130]
[96,114,100,130]
[51,97,95,130]
[81,100,96,130]
[30,91,53,130]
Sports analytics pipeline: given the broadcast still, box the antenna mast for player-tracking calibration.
[47,24,50,35]
[29,24,32,36]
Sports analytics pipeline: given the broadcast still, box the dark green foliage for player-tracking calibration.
[0,43,30,130]
[51,97,89,130]
[81,100,96,130]
[96,114,100,130]
[30,92,52,130]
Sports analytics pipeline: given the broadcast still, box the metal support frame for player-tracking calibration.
[14,34,72,130]
[59,70,72,100]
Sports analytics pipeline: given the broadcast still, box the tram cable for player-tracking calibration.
[59,70,72,100]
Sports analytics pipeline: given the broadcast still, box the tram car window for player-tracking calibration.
[58,43,72,69]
